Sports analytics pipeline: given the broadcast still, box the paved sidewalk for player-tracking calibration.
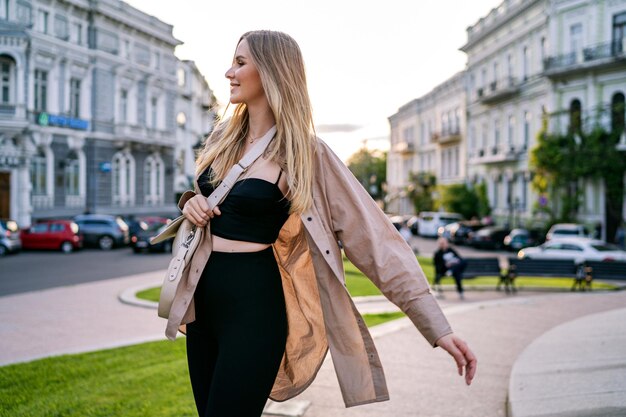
[508,306,626,417]
[272,291,626,417]
[1,271,625,417]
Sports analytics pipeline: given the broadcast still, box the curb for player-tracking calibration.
[118,281,161,309]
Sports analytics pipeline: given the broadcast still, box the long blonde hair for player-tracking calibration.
[196,30,315,214]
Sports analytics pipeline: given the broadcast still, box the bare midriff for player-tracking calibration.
[211,234,271,253]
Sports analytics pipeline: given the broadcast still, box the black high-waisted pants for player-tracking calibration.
[186,247,287,417]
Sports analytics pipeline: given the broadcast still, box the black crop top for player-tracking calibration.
[198,166,291,244]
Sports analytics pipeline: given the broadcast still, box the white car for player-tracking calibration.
[545,223,590,241]
[518,237,626,263]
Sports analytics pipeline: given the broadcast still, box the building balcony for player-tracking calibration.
[469,145,522,165]
[477,77,521,105]
[543,40,626,79]
[431,128,461,144]
[391,141,415,155]
[115,123,175,146]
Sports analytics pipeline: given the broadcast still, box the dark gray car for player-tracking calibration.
[73,214,130,250]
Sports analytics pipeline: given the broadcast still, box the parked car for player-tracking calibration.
[20,220,83,253]
[449,220,485,245]
[131,220,173,253]
[518,237,626,263]
[417,211,464,237]
[0,219,21,256]
[73,214,130,250]
[406,216,419,235]
[468,226,511,250]
[546,223,590,241]
[503,228,542,251]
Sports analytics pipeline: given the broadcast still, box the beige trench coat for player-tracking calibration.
[167,138,453,408]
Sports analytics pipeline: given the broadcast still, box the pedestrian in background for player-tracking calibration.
[433,237,467,300]
[174,30,476,417]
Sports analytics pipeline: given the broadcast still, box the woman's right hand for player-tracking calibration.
[182,195,221,227]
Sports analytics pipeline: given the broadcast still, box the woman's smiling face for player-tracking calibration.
[225,39,265,106]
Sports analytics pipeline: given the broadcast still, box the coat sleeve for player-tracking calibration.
[317,140,452,346]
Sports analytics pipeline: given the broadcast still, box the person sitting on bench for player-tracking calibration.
[433,237,467,300]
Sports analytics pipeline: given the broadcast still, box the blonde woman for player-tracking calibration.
[175,30,477,417]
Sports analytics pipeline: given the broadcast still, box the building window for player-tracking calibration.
[0,0,8,19]
[144,154,164,205]
[507,115,515,149]
[119,89,128,123]
[177,68,186,87]
[34,69,48,112]
[611,92,625,132]
[150,97,158,129]
[569,99,582,134]
[153,51,160,69]
[72,22,82,45]
[523,111,531,149]
[112,152,135,206]
[0,56,14,104]
[507,53,513,78]
[65,151,80,197]
[522,46,530,80]
[540,37,547,60]
[30,150,47,195]
[16,2,31,24]
[69,78,81,118]
[614,12,626,52]
[38,9,49,34]
[54,14,68,40]
[481,122,487,151]
[494,119,501,152]
[124,40,131,60]
[570,24,583,55]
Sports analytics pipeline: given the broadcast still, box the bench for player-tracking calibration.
[584,260,626,282]
[433,257,513,293]
[507,258,587,291]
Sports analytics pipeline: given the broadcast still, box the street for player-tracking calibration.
[0,235,510,297]
[0,248,171,296]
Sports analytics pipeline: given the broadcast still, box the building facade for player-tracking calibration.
[387,72,467,215]
[462,0,550,228]
[388,0,625,234]
[0,0,213,227]
[174,59,215,197]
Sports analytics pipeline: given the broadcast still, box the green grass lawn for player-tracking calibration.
[0,313,404,416]
[137,256,615,304]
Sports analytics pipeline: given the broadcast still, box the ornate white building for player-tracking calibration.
[387,72,466,214]
[175,59,215,197]
[388,0,625,235]
[0,0,214,227]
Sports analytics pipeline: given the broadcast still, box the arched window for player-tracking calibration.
[65,151,80,196]
[0,54,16,105]
[611,92,625,132]
[144,154,164,205]
[569,99,582,134]
[112,151,135,206]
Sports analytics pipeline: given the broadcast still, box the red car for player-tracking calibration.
[20,220,83,253]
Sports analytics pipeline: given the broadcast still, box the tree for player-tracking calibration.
[407,172,436,213]
[439,183,491,219]
[346,148,387,201]
[531,112,626,242]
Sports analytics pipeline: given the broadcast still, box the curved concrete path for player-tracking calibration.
[508,307,626,417]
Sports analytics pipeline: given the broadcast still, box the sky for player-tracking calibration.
[125,0,502,161]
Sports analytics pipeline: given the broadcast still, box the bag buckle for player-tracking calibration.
[182,230,195,248]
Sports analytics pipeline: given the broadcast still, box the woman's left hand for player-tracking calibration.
[435,333,477,386]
